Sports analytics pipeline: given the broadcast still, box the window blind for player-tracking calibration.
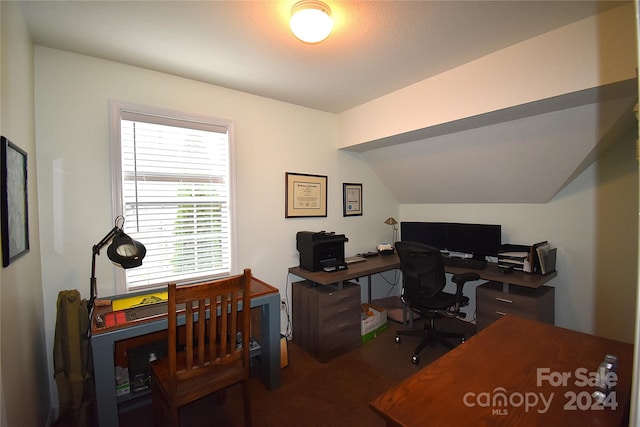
[116,109,233,291]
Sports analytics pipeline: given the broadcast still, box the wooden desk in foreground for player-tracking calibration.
[370,316,633,426]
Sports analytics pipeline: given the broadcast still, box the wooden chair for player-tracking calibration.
[150,269,253,426]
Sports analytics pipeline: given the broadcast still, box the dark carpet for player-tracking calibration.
[119,318,476,427]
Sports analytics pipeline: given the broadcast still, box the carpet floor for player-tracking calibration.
[119,318,476,427]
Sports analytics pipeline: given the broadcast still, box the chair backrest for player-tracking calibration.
[395,241,446,308]
[166,268,252,390]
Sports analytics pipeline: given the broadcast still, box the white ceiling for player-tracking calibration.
[19,0,625,114]
[19,0,637,203]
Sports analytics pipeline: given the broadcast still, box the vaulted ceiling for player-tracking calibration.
[357,81,637,203]
[19,1,638,203]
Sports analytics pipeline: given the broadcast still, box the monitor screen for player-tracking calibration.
[399,222,448,250]
[400,221,501,260]
[445,223,501,260]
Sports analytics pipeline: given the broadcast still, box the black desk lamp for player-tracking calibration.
[88,215,146,328]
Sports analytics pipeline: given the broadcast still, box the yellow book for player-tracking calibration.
[112,291,168,311]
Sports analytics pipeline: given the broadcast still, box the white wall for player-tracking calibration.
[400,131,638,339]
[1,2,49,426]
[34,47,398,411]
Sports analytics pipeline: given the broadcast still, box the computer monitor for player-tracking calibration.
[445,223,501,260]
[399,222,448,250]
[400,221,502,261]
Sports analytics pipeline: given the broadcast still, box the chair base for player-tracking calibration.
[394,317,465,364]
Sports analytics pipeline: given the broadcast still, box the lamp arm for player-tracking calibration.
[88,226,120,321]
[92,226,120,256]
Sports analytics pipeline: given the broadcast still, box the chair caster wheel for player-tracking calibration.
[411,355,420,364]
[395,335,401,343]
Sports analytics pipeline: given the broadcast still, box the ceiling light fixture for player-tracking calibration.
[290,0,333,43]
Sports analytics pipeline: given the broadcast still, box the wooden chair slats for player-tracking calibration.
[150,269,253,427]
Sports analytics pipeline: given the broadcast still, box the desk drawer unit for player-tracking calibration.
[292,280,361,362]
[476,281,554,331]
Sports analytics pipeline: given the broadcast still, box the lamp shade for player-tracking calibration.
[290,0,333,43]
[384,217,398,227]
[107,230,146,269]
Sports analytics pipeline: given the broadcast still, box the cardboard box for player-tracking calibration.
[280,335,288,368]
[361,303,388,343]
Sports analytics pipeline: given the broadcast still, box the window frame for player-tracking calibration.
[109,100,238,294]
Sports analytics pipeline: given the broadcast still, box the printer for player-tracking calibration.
[296,231,348,272]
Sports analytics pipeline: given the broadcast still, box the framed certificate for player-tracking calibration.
[285,172,327,218]
[343,183,362,216]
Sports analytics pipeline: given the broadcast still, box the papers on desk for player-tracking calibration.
[500,251,528,258]
[497,251,528,272]
[498,242,557,274]
[345,256,366,264]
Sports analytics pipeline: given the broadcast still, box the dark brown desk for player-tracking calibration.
[288,254,556,301]
[446,260,557,290]
[289,254,400,302]
[371,315,633,427]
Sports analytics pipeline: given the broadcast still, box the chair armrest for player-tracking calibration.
[450,272,480,296]
[448,272,480,316]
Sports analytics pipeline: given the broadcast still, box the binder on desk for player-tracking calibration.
[535,243,557,274]
[529,241,558,274]
[527,241,546,274]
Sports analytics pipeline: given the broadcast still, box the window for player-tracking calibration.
[111,102,236,293]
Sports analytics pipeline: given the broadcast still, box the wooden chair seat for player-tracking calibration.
[149,269,253,426]
[151,354,245,408]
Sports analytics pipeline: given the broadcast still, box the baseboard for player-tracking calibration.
[46,405,58,426]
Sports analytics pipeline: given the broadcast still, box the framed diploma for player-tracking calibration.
[343,183,362,217]
[1,136,29,267]
[285,172,327,218]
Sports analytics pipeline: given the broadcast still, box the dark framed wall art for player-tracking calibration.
[343,183,362,216]
[1,136,29,267]
[285,172,327,218]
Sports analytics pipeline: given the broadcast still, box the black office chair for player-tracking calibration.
[394,241,480,364]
